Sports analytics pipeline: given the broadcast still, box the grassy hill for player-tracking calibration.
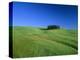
[12,26,78,58]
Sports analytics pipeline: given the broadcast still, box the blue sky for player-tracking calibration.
[11,2,78,29]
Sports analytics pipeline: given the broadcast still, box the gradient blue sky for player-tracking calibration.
[12,2,78,29]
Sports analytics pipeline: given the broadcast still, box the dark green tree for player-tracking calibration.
[47,25,60,30]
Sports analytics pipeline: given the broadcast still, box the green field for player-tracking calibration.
[12,26,78,58]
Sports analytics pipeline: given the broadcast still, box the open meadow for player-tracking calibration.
[12,26,78,58]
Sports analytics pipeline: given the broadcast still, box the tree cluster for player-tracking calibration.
[47,25,60,30]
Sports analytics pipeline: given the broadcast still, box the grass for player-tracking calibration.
[12,26,78,58]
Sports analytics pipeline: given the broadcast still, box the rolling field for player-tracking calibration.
[12,26,78,58]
